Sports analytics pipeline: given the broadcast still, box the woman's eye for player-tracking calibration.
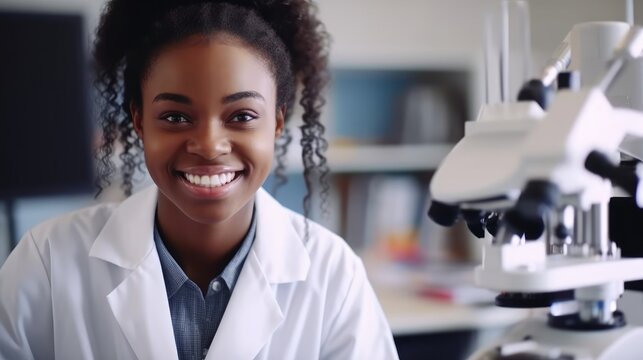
[161,113,189,123]
[231,112,257,123]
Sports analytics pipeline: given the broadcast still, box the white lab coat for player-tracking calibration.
[0,186,399,360]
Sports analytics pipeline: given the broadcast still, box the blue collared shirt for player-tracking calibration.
[153,210,256,360]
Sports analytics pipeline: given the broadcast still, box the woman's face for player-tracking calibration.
[132,35,283,225]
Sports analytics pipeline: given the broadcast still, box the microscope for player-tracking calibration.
[429,21,643,359]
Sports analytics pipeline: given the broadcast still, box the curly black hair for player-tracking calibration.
[93,0,330,219]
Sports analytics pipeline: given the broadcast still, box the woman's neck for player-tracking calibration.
[155,196,254,291]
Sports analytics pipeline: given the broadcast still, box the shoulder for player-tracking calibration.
[261,196,363,302]
[255,188,360,276]
[26,202,119,254]
[268,201,398,358]
[284,207,359,272]
[2,201,120,289]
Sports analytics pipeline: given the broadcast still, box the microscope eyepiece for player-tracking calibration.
[428,200,460,227]
[517,79,554,110]
[503,180,560,240]
[585,150,639,198]
[462,209,487,238]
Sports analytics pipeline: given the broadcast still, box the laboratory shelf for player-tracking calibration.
[285,143,454,173]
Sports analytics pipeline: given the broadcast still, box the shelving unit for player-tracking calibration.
[264,64,474,266]
[285,143,454,174]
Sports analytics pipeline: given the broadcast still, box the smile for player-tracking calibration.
[183,171,237,188]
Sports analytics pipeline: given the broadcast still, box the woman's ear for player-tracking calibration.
[275,106,285,138]
[130,102,144,139]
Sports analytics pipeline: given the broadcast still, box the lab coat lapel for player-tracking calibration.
[206,188,310,359]
[90,186,179,360]
[107,250,178,360]
[205,250,283,359]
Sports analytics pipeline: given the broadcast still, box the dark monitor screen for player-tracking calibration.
[0,11,94,199]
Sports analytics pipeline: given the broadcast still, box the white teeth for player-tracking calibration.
[211,175,221,187]
[184,172,236,188]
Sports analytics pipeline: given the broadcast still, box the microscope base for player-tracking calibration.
[468,315,643,359]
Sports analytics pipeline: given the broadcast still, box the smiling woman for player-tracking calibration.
[0,1,399,359]
[134,36,282,275]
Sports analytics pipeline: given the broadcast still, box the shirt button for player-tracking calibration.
[211,280,222,292]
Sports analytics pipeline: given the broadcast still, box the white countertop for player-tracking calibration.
[364,259,532,336]
[375,286,532,336]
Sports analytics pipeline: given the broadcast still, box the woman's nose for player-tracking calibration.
[186,122,232,159]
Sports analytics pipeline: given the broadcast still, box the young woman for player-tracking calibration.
[0,0,399,359]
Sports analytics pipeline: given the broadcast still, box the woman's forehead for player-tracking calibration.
[142,35,277,103]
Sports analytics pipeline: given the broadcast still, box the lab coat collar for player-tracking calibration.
[253,186,311,284]
[89,185,311,359]
[89,185,158,269]
[89,185,311,282]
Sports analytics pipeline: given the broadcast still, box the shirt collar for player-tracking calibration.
[153,223,188,298]
[153,206,257,298]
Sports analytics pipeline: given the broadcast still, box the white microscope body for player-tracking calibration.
[429,22,643,359]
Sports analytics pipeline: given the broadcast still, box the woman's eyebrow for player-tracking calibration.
[222,91,265,104]
[153,92,192,104]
